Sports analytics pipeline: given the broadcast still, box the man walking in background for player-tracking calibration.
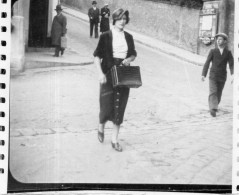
[51,4,67,57]
[88,1,100,38]
[201,33,234,117]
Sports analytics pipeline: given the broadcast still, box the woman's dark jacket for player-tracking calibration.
[93,30,137,73]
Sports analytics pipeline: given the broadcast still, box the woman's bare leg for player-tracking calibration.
[112,124,120,143]
[99,123,105,133]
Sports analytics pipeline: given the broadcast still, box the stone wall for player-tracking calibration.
[227,0,234,54]
[13,0,30,46]
[62,0,234,56]
[62,0,200,53]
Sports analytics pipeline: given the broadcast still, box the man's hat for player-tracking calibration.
[92,1,97,5]
[215,33,228,40]
[55,4,63,11]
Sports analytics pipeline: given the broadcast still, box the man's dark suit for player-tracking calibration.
[51,13,67,56]
[88,7,100,38]
[202,48,234,111]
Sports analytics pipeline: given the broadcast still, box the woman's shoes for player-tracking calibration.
[98,131,104,143]
[98,131,123,152]
[111,142,123,152]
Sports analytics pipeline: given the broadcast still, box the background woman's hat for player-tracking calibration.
[55,4,63,11]
[112,8,129,21]
[92,1,97,5]
[215,33,228,40]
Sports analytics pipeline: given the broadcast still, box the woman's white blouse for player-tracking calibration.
[112,28,128,59]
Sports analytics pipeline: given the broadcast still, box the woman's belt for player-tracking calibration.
[113,58,124,66]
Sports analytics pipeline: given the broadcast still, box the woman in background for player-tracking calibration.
[100,3,110,33]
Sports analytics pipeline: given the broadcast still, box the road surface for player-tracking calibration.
[9,13,233,185]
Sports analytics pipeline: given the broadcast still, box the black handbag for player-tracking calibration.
[111,65,142,88]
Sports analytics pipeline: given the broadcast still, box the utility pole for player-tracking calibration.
[218,0,228,34]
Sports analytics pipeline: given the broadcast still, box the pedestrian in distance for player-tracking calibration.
[51,4,67,57]
[201,32,234,117]
[100,3,110,33]
[94,8,137,152]
[88,1,100,38]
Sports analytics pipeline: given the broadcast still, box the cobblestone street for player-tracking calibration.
[9,14,233,185]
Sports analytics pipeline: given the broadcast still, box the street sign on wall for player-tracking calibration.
[199,0,219,45]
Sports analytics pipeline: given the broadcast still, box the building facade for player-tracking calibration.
[11,0,58,73]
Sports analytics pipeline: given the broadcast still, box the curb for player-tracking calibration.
[63,10,89,25]
[25,60,93,70]
[135,39,204,66]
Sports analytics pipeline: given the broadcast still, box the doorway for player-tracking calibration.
[28,0,49,47]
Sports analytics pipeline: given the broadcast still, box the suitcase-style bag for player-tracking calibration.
[111,65,142,88]
[61,36,67,48]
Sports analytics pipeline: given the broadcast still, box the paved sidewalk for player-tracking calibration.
[23,47,93,72]
[10,65,232,184]
[62,5,206,66]
[25,49,93,70]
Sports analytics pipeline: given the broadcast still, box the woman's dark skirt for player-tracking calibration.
[99,58,130,125]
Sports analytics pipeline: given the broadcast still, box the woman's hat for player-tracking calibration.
[55,4,63,11]
[92,1,97,5]
[215,33,228,40]
[112,8,129,21]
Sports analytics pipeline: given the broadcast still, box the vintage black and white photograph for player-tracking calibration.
[9,0,235,189]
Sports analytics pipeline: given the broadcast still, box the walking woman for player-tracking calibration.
[93,8,137,152]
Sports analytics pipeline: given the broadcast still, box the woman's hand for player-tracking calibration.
[122,56,136,66]
[94,57,106,84]
[122,58,130,66]
[99,73,107,84]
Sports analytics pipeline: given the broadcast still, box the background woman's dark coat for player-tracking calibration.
[100,7,110,32]
[51,14,67,46]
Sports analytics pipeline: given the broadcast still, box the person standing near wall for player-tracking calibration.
[88,1,100,38]
[51,5,67,57]
[100,3,110,33]
[201,33,234,117]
